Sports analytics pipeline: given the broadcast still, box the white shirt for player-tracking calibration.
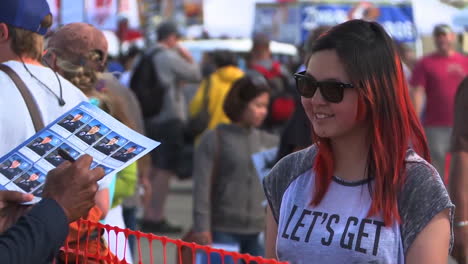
[0,60,112,189]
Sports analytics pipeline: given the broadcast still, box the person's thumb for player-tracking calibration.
[0,190,33,203]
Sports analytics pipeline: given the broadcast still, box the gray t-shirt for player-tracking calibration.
[263,145,454,264]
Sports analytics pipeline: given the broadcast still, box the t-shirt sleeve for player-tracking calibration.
[398,161,454,254]
[409,59,427,88]
[451,77,468,152]
[263,160,287,224]
[263,146,316,223]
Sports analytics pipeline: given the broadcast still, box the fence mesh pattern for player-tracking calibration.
[58,219,287,264]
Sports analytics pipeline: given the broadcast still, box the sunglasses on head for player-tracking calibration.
[293,71,354,103]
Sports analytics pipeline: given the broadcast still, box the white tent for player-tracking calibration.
[411,0,462,35]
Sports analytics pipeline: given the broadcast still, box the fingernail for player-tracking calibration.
[24,194,34,201]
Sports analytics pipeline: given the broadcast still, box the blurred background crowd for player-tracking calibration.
[6,0,468,263]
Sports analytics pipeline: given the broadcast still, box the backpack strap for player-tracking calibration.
[0,64,45,132]
[251,61,282,80]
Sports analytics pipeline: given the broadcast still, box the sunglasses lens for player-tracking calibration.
[296,77,317,98]
[294,72,348,103]
[320,83,344,103]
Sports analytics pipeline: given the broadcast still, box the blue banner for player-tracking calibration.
[254,3,302,44]
[300,2,416,43]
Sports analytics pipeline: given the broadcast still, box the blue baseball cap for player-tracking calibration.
[0,0,51,36]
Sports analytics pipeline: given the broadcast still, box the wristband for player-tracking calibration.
[455,220,468,227]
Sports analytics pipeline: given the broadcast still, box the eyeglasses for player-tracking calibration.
[293,71,354,103]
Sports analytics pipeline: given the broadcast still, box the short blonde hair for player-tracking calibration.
[7,14,52,61]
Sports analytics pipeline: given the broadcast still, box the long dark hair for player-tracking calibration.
[310,20,429,226]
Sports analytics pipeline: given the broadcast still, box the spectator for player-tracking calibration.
[192,76,278,256]
[247,33,293,133]
[188,50,244,140]
[0,0,88,156]
[44,22,121,262]
[98,72,152,255]
[264,20,452,263]
[45,22,114,217]
[410,24,468,178]
[141,21,201,233]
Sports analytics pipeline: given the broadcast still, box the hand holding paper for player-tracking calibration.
[0,190,34,232]
[0,102,160,203]
[43,154,104,222]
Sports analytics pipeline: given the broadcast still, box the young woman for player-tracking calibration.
[192,76,278,256]
[263,20,453,264]
[45,23,135,263]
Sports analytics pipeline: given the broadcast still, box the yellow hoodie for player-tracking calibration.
[189,65,244,132]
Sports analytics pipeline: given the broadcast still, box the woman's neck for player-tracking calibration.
[331,126,370,182]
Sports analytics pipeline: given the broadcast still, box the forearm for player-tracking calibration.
[95,189,109,218]
[0,199,69,264]
[411,87,426,119]
[265,206,278,259]
[450,152,468,222]
[171,54,201,82]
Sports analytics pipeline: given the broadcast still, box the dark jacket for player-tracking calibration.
[0,198,69,264]
[193,124,278,234]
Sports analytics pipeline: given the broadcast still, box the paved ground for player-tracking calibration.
[132,179,457,264]
[134,179,193,264]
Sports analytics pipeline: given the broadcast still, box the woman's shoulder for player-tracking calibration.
[404,149,440,181]
[263,145,317,222]
[264,145,317,197]
[398,148,454,254]
[401,148,450,211]
[274,145,316,174]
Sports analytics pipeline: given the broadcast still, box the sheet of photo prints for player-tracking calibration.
[0,101,160,203]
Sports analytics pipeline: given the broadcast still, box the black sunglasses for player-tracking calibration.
[293,71,354,103]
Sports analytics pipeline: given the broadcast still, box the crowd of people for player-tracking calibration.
[0,0,466,264]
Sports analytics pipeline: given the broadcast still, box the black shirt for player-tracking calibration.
[0,198,69,264]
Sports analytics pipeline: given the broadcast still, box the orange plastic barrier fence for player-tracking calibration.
[57,219,287,264]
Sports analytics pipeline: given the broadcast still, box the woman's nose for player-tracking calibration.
[309,88,327,105]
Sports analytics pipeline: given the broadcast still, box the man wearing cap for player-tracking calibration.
[44,22,109,94]
[247,32,292,133]
[142,21,201,233]
[411,24,468,179]
[0,0,106,263]
[0,0,88,156]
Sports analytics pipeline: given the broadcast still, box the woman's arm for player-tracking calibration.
[405,209,451,264]
[265,205,278,260]
[95,189,109,219]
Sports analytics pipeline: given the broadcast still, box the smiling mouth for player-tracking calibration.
[315,113,334,119]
